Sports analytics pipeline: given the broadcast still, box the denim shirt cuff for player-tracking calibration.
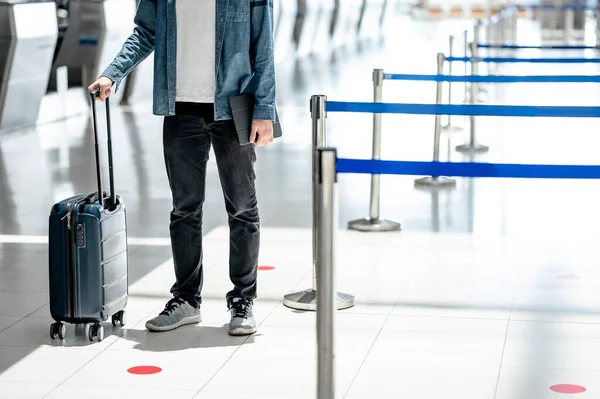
[101,65,125,92]
[252,104,276,121]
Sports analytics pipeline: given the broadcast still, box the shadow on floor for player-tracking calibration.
[116,324,259,352]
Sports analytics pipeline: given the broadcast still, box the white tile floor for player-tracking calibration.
[1,226,600,398]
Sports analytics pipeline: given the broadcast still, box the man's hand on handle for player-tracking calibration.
[250,120,274,147]
[88,77,114,101]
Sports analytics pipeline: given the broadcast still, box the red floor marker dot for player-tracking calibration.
[258,266,275,271]
[550,384,587,394]
[555,274,580,280]
[127,366,162,375]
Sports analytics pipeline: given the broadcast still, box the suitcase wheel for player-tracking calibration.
[50,322,66,340]
[111,310,127,327]
[86,323,104,342]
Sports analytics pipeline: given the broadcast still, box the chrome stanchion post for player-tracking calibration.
[494,12,499,42]
[348,70,401,232]
[596,3,600,48]
[456,43,489,154]
[415,53,456,189]
[463,29,469,104]
[504,9,511,45]
[316,148,337,399]
[564,6,573,42]
[511,7,519,44]
[443,36,463,133]
[499,10,506,46]
[474,21,488,98]
[283,95,355,311]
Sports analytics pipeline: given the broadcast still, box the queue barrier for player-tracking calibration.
[327,92,600,189]
[282,95,355,312]
[514,2,592,41]
[447,56,600,63]
[450,7,520,107]
[312,89,600,398]
[477,44,599,50]
[449,53,600,97]
[383,73,600,83]
[472,6,519,78]
[336,158,600,179]
[445,47,600,152]
[327,101,600,117]
[514,3,597,11]
[348,57,600,232]
[337,66,600,226]
[313,152,600,399]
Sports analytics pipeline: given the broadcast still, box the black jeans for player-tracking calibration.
[163,102,259,308]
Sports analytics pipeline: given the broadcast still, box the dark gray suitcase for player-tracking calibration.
[48,90,128,342]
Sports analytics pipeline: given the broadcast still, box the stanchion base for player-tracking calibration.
[348,218,401,232]
[414,176,457,188]
[283,289,355,311]
[442,125,464,134]
[456,143,489,153]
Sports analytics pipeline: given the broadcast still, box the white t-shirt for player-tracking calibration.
[175,0,216,103]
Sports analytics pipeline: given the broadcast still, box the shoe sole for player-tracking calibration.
[145,314,202,332]
[228,327,257,336]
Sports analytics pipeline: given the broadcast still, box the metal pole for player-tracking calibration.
[443,36,463,133]
[415,53,456,189]
[596,1,600,48]
[313,95,327,292]
[474,21,488,97]
[499,10,506,46]
[433,54,443,162]
[564,7,573,42]
[456,43,489,153]
[597,5,600,48]
[283,95,355,311]
[474,21,482,70]
[369,70,383,221]
[511,7,518,44]
[348,70,401,232]
[463,29,470,104]
[316,147,337,399]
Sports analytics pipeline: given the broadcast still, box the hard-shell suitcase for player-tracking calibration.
[48,90,128,342]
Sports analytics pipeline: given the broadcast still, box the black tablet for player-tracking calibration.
[229,93,282,146]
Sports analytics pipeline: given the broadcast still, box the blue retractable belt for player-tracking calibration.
[326,102,600,118]
[446,56,600,64]
[383,74,600,83]
[336,159,600,180]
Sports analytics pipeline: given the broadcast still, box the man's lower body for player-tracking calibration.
[145,102,260,336]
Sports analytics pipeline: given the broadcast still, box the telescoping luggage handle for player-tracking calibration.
[89,88,116,210]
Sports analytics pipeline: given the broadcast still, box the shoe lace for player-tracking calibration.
[160,297,186,316]
[228,298,251,319]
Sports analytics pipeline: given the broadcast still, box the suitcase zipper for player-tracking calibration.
[65,201,77,319]
[61,206,72,230]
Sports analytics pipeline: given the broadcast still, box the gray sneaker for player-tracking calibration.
[145,297,201,332]
[227,297,257,336]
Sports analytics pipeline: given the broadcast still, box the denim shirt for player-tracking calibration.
[101,0,276,121]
